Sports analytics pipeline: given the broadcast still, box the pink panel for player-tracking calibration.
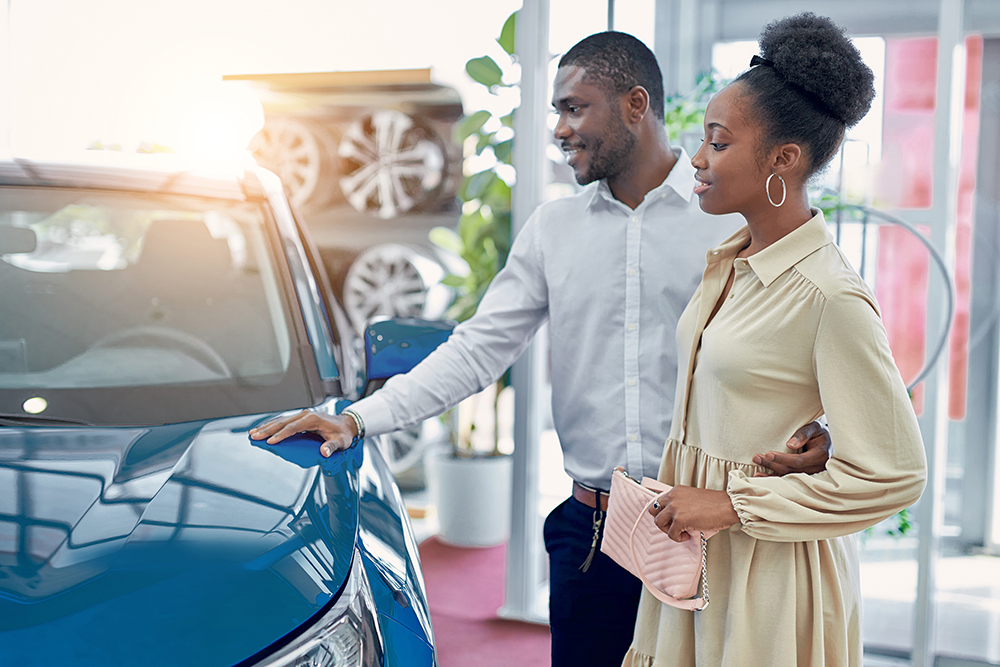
[875,36,982,419]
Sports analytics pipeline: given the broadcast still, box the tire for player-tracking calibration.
[251,117,339,211]
[342,243,453,333]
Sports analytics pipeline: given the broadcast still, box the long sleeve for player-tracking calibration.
[350,212,549,436]
[726,286,927,541]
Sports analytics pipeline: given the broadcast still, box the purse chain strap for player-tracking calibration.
[699,531,710,609]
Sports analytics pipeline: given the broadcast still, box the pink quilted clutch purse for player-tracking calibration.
[600,467,717,611]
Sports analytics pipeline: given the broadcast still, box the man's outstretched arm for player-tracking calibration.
[251,213,550,456]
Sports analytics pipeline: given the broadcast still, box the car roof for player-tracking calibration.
[0,153,270,202]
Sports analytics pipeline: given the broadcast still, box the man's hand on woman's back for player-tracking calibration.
[752,420,831,477]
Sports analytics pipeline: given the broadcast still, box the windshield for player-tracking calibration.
[0,186,314,425]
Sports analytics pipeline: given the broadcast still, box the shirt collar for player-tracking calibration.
[587,147,695,210]
[706,209,834,287]
[748,209,834,286]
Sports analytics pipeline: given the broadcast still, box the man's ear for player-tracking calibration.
[771,143,804,176]
[623,85,650,124]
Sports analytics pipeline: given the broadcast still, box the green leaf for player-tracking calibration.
[500,112,514,128]
[466,55,504,89]
[493,139,513,164]
[448,293,480,322]
[482,177,512,208]
[476,131,496,153]
[441,275,467,288]
[458,209,488,245]
[456,176,474,202]
[455,110,491,143]
[429,226,463,255]
[465,170,498,201]
[497,12,516,56]
[482,235,498,260]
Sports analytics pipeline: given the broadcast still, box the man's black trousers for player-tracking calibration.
[543,496,644,667]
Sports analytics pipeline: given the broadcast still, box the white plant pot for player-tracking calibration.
[427,448,513,548]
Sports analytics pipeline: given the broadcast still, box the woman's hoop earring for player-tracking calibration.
[766,173,786,208]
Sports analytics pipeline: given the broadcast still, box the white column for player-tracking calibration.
[912,0,965,665]
[1,0,11,153]
[499,0,551,624]
[653,0,704,97]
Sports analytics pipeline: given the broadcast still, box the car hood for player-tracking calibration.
[0,415,361,667]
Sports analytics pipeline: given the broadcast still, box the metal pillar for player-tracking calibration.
[912,1,966,665]
[963,37,1000,551]
[2,0,11,153]
[499,0,551,625]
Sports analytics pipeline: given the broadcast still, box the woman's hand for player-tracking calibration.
[249,410,358,457]
[648,485,739,542]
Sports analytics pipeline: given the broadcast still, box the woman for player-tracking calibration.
[623,13,927,667]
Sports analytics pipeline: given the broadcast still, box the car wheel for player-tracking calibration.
[337,110,447,219]
[376,417,448,477]
[342,243,452,333]
[251,117,339,210]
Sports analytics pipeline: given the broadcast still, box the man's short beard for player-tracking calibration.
[576,113,638,185]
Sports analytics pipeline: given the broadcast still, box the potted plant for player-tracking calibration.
[421,12,519,548]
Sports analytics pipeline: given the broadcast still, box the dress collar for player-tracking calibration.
[707,209,834,287]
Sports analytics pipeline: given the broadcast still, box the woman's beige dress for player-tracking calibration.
[624,211,927,667]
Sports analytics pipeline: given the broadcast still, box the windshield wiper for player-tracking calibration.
[0,413,95,427]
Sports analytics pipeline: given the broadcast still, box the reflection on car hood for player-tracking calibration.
[0,416,361,667]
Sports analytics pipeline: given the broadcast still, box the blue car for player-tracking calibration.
[0,155,451,666]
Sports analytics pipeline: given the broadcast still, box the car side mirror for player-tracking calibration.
[0,227,37,254]
[364,317,455,384]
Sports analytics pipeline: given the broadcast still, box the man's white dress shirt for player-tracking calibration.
[351,149,738,490]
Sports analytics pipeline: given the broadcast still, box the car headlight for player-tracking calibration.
[255,549,383,667]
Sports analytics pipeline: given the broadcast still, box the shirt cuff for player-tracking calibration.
[346,393,397,437]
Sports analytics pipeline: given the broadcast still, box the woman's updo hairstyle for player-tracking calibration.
[734,12,875,178]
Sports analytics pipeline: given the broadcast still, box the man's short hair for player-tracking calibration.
[558,31,665,121]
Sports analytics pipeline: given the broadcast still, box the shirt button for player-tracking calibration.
[631,216,638,223]
[628,378,636,386]
[629,434,638,441]
[712,250,719,255]
[729,292,735,299]
[628,269,636,277]
[628,324,636,331]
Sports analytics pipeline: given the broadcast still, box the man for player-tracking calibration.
[251,32,830,667]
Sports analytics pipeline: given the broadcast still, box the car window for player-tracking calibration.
[0,186,314,425]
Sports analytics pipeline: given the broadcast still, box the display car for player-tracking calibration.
[0,154,448,666]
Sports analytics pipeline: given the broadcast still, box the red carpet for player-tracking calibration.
[418,537,551,666]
